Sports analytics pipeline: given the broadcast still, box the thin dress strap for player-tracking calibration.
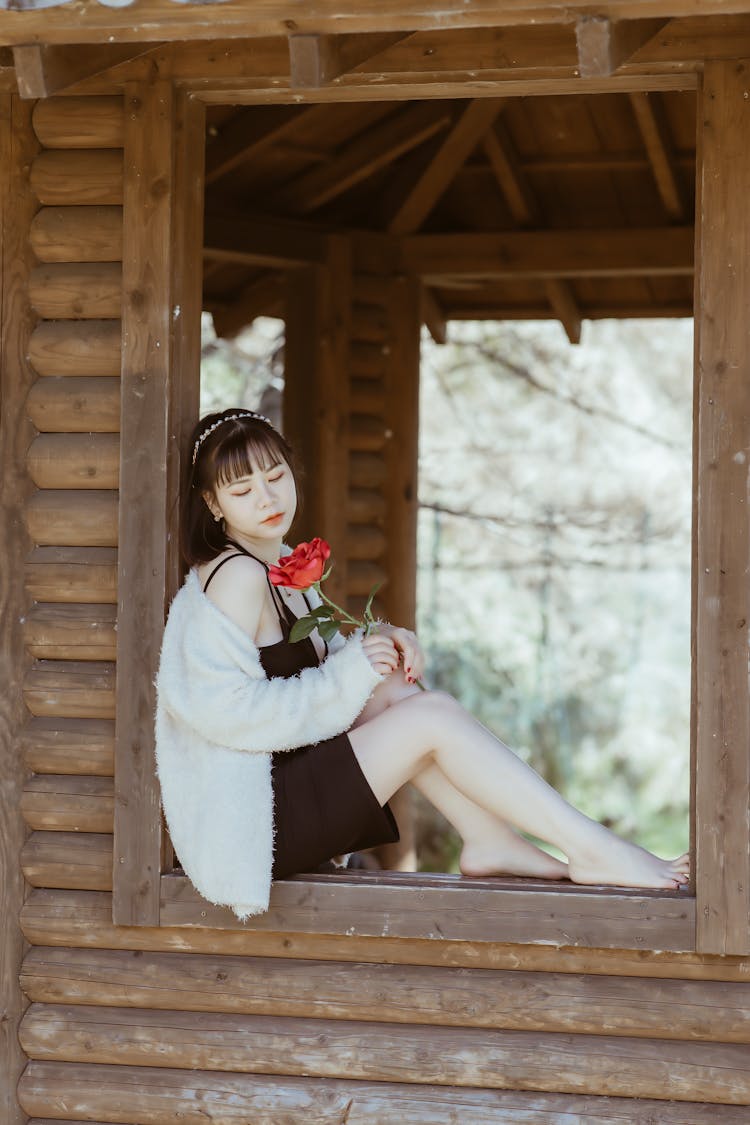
[220,537,291,632]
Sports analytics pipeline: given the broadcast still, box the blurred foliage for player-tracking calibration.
[202,313,693,873]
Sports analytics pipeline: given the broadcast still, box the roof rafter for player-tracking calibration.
[274,101,453,215]
[205,105,317,185]
[629,91,687,221]
[386,99,506,235]
[209,272,286,339]
[483,121,582,344]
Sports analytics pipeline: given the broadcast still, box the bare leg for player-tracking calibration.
[348,687,689,890]
[353,671,568,879]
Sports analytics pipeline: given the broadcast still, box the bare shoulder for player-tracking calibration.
[198,551,268,639]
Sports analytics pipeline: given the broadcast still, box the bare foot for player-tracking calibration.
[567,824,690,889]
[460,830,569,880]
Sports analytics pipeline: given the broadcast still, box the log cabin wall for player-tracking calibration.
[2,57,750,1125]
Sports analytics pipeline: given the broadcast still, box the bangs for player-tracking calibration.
[212,431,284,488]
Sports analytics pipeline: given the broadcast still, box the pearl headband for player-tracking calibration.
[191,411,273,465]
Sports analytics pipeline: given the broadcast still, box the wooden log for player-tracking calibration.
[27,433,119,489]
[29,320,122,378]
[351,302,389,342]
[32,96,124,149]
[26,376,120,432]
[347,523,386,560]
[17,1003,750,1103]
[19,946,750,1044]
[349,412,388,452]
[14,887,750,982]
[350,451,386,489]
[350,339,390,377]
[20,716,115,776]
[347,490,386,525]
[25,491,118,547]
[29,263,122,319]
[353,274,391,304]
[20,776,114,833]
[348,558,387,595]
[23,661,116,720]
[30,206,123,263]
[23,603,117,661]
[20,1063,750,1125]
[30,150,124,205]
[25,547,118,605]
[21,832,113,890]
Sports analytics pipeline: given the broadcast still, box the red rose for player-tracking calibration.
[269,537,331,590]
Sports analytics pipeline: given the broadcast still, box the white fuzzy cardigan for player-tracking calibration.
[154,545,384,921]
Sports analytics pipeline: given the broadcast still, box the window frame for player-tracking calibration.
[113,63,749,957]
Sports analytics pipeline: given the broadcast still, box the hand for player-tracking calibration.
[361,632,400,677]
[372,623,425,685]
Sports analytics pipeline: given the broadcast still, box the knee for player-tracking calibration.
[406,687,463,732]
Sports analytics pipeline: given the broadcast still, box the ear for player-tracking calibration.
[202,490,220,521]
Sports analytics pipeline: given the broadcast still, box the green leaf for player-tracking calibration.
[289,616,319,642]
[318,618,342,642]
[363,581,383,621]
[321,564,334,582]
[310,605,332,618]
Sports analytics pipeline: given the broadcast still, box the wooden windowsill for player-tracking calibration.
[159,870,695,951]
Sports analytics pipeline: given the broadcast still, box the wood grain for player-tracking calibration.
[26,377,120,433]
[0,91,38,1125]
[30,150,123,205]
[32,96,124,148]
[694,59,750,956]
[17,1003,750,1103]
[29,321,122,377]
[19,1062,750,1125]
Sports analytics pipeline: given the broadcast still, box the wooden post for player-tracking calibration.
[284,237,352,610]
[113,82,204,924]
[694,59,750,956]
[0,94,38,1125]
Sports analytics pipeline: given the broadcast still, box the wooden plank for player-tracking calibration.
[13,886,750,980]
[23,603,117,661]
[694,59,750,957]
[0,91,37,1125]
[2,1,750,46]
[112,78,174,928]
[203,211,328,267]
[205,105,311,184]
[23,663,116,721]
[160,874,695,951]
[420,284,447,345]
[30,150,123,205]
[27,433,119,490]
[288,32,408,87]
[283,238,352,607]
[25,490,119,546]
[20,946,750,1042]
[209,271,286,338]
[18,1004,750,1103]
[21,833,113,890]
[28,263,121,319]
[19,1063,750,1125]
[401,226,694,279]
[575,18,668,78]
[13,45,154,100]
[32,95,124,148]
[387,99,504,234]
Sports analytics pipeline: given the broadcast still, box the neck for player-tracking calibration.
[224,526,284,566]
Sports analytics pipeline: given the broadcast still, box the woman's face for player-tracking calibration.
[203,452,297,543]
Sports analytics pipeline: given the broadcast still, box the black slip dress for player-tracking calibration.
[202,540,400,879]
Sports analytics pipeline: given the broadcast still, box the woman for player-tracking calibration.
[154,408,689,922]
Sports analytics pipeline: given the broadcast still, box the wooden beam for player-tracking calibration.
[2,2,750,48]
[288,32,407,87]
[12,44,157,100]
[402,227,694,279]
[575,17,670,77]
[629,91,687,221]
[275,101,452,215]
[420,283,447,344]
[694,59,750,957]
[387,99,506,235]
[209,272,286,338]
[483,122,582,344]
[203,212,328,269]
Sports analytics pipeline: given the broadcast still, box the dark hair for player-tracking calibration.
[179,409,305,566]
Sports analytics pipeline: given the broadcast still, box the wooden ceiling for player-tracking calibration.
[203,90,696,342]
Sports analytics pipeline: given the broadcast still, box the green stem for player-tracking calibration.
[314,584,362,627]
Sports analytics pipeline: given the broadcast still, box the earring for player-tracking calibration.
[214,513,221,522]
